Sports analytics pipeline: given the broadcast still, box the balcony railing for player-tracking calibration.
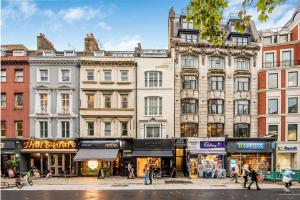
[263,60,300,69]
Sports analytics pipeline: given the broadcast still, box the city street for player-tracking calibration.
[2,189,300,200]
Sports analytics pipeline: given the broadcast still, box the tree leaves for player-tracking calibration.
[186,0,285,45]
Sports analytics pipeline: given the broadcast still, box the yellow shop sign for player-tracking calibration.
[23,140,76,149]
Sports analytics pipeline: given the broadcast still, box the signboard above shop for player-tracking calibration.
[79,140,120,149]
[187,137,226,155]
[227,141,274,153]
[22,140,76,149]
[277,144,298,152]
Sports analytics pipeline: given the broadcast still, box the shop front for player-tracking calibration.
[74,140,121,176]
[132,139,173,177]
[21,140,77,177]
[226,138,276,175]
[276,143,299,171]
[187,137,226,178]
[1,139,23,177]
[174,138,187,176]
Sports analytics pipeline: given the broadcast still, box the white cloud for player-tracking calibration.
[103,35,141,51]
[95,22,112,30]
[58,7,103,23]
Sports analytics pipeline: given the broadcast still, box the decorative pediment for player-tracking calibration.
[56,85,74,90]
[34,85,51,90]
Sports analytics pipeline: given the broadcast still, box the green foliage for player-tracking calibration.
[186,0,286,45]
[7,159,20,169]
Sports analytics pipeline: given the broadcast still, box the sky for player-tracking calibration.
[1,0,298,51]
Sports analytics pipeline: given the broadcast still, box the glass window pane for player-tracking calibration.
[288,97,298,113]
[288,72,298,87]
[288,124,297,141]
[268,73,278,89]
[268,99,278,114]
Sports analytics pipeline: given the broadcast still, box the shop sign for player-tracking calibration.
[174,138,187,147]
[200,141,225,149]
[277,145,297,152]
[235,143,265,151]
[22,140,76,149]
[80,141,120,149]
[134,139,172,150]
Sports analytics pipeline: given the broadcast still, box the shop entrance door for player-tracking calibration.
[48,154,64,176]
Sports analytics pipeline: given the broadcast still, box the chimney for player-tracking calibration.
[134,43,142,57]
[84,33,100,53]
[37,33,56,51]
[169,7,175,19]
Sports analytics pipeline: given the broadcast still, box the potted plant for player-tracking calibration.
[7,159,20,178]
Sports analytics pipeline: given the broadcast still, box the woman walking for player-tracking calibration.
[282,167,294,192]
[242,165,250,188]
[247,168,261,190]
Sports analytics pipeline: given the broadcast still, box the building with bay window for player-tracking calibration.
[258,5,300,170]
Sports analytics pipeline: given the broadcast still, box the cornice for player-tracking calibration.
[80,60,136,67]
[29,60,79,66]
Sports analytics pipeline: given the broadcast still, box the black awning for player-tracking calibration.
[131,150,173,157]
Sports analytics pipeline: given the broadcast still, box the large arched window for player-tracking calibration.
[181,55,198,68]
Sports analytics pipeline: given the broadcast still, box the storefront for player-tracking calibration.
[21,140,77,177]
[226,138,276,175]
[74,140,121,176]
[187,137,226,178]
[0,139,23,177]
[132,139,173,177]
[174,138,187,176]
[276,143,299,171]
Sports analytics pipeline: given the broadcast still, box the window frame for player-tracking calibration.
[86,94,94,109]
[1,93,6,109]
[60,68,71,82]
[86,69,94,81]
[61,120,70,138]
[234,99,250,115]
[15,121,23,137]
[38,69,49,82]
[120,94,128,108]
[208,99,224,115]
[288,71,298,87]
[234,57,250,70]
[288,97,298,113]
[144,96,162,116]
[39,93,48,113]
[120,70,129,82]
[268,73,278,89]
[61,93,70,114]
[181,98,198,114]
[181,123,198,137]
[209,76,224,91]
[1,69,6,82]
[287,124,298,141]
[268,98,278,114]
[234,77,250,91]
[234,123,250,138]
[104,95,111,108]
[208,56,225,69]
[103,70,112,81]
[87,121,94,136]
[121,121,128,136]
[15,69,24,82]
[15,93,24,109]
[1,121,6,137]
[39,121,48,138]
[182,75,197,90]
[144,71,162,87]
[268,124,278,136]
[207,123,224,137]
[146,125,161,138]
[104,122,111,136]
[181,55,198,68]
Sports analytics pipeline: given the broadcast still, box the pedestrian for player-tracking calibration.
[144,165,150,185]
[130,165,135,179]
[127,163,132,178]
[247,168,261,190]
[282,167,294,192]
[187,162,191,178]
[242,164,250,188]
[231,166,238,183]
[149,166,153,184]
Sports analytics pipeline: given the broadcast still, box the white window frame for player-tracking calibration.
[121,121,128,136]
[58,92,72,114]
[267,124,279,136]
[267,98,279,115]
[144,71,162,87]
[104,122,111,136]
[59,68,71,82]
[103,70,112,81]
[287,71,298,87]
[39,93,49,114]
[120,70,129,82]
[144,96,162,116]
[15,69,24,82]
[86,69,95,81]
[268,72,279,89]
[264,50,276,68]
[1,69,6,82]
[58,120,72,138]
[280,48,294,67]
[287,96,299,114]
[286,123,298,142]
[145,124,161,139]
[37,68,49,82]
[86,121,95,136]
[37,120,50,138]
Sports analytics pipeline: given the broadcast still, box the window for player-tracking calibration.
[120,70,129,81]
[288,124,297,141]
[234,100,250,115]
[288,72,298,87]
[121,94,128,108]
[87,94,94,108]
[207,123,224,137]
[121,122,128,136]
[234,123,250,137]
[40,94,48,113]
[61,121,70,138]
[182,75,197,89]
[268,125,278,136]
[208,56,225,69]
[279,34,288,43]
[234,58,250,70]
[146,125,160,138]
[86,69,94,81]
[181,99,198,114]
[15,93,23,109]
[268,73,278,89]
[61,94,70,114]
[209,76,224,90]
[1,69,6,82]
[15,69,23,82]
[282,50,292,66]
[263,36,272,44]
[265,52,275,68]
[232,36,249,45]
[105,122,111,136]
[39,69,48,82]
[268,99,278,114]
[180,33,198,43]
[13,50,26,56]
[181,123,198,137]
[87,122,94,136]
[234,77,249,91]
[40,121,48,138]
[1,121,6,137]
[61,69,70,82]
[288,97,298,113]
[15,121,23,137]
[208,99,224,114]
[144,71,162,87]
[181,55,198,68]
[104,70,112,81]
[144,97,162,115]
[104,95,111,108]
[182,20,193,29]
[1,93,6,109]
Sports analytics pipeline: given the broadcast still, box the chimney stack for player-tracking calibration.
[37,33,56,51]
[84,33,100,53]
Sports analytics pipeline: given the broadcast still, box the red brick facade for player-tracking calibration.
[1,56,30,138]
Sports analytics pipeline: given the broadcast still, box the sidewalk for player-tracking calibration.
[2,176,300,190]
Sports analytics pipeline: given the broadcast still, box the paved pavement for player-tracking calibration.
[2,189,300,200]
[1,176,300,190]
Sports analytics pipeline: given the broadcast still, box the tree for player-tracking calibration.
[186,0,285,45]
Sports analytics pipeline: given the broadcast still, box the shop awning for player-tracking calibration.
[131,150,173,157]
[73,149,119,161]
[189,150,226,155]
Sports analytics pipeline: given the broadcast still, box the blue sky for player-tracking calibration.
[1,0,298,51]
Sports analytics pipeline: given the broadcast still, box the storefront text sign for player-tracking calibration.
[277,145,297,151]
[188,137,225,154]
[200,141,225,149]
[235,143,265,151]
[23,140,76,149]
[174,138,187,147]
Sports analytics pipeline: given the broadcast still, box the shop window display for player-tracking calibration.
[189,155,225,178]
[80,156,120,176]
[137,157,161,177]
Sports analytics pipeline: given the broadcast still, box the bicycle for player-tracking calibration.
[15,171,33,189]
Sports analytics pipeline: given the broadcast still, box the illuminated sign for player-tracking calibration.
[23,140,76,149]
[277,145,297,151]
[236,143,265,151]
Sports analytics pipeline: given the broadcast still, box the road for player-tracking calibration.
[2,189,300,200]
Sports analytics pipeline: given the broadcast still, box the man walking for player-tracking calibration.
[247,168,261,190]
[242,165,250,188]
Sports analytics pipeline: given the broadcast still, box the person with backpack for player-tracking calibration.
[282,167,295,192]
